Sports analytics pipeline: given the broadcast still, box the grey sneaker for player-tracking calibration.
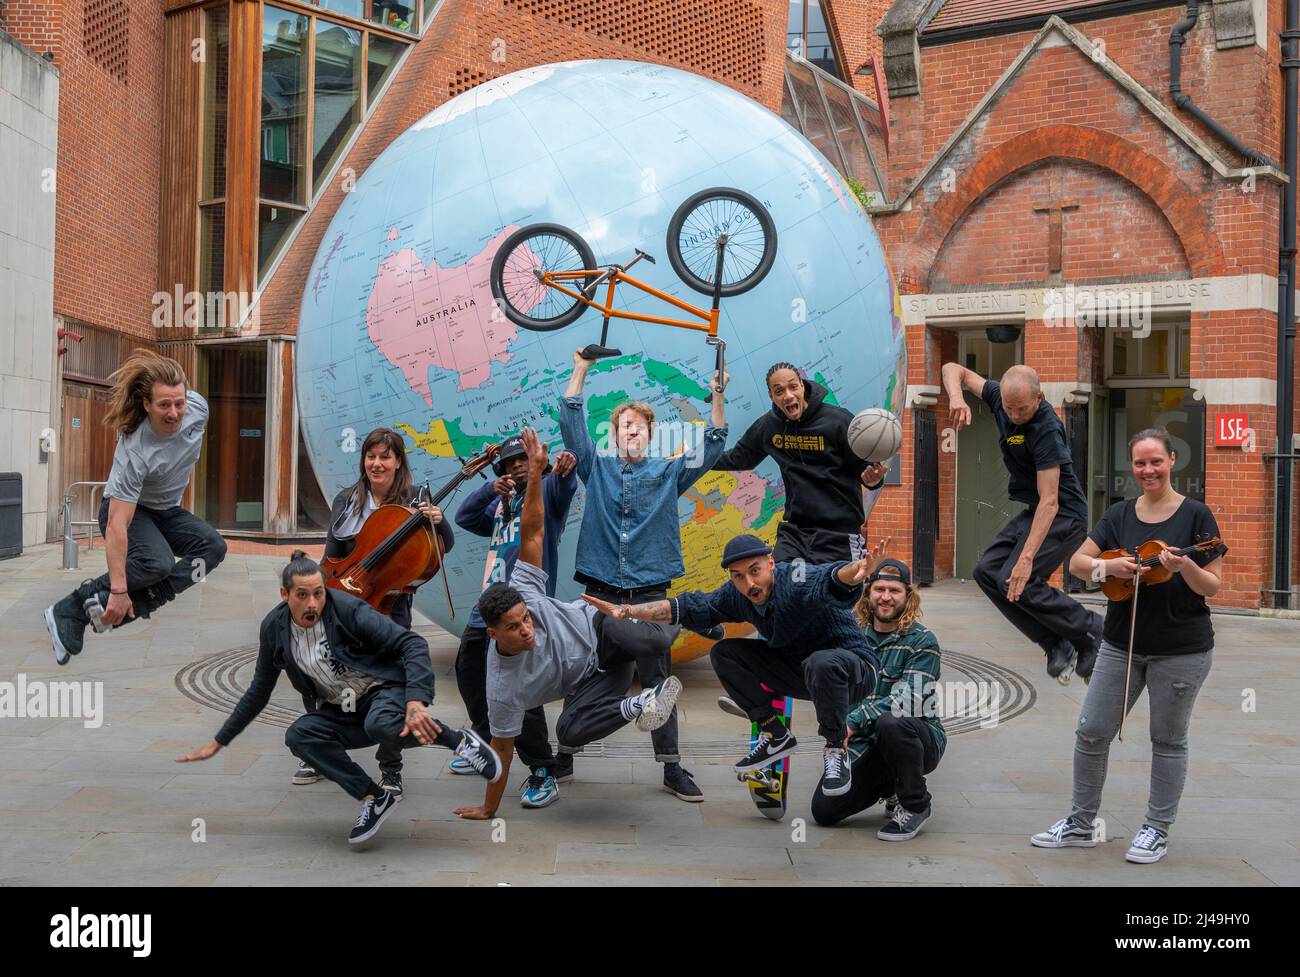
[1031,815,1097,849]
[1126,824,1168,864]
[634,676,682,733]
[878,802,931,841]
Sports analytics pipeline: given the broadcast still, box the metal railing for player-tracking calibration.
[61,481,107,570]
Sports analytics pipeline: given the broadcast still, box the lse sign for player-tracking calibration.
[1214,413,1250,447]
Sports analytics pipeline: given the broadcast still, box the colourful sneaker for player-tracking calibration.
[520,767,559,808]
[448,756,478,775]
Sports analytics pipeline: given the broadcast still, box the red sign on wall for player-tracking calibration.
[1214,413,1250,447]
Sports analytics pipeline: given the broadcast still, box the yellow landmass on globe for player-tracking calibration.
[396,420,455,457]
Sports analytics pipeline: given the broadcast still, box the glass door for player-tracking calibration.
[197,343,268,530]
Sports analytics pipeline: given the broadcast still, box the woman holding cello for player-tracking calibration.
[1031,428,1225,864]
[292,428,454,793]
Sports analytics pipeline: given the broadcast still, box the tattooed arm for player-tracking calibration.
[580,595,673,622]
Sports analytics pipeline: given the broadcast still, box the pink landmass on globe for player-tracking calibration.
[366,227,533,405]
[725,470,766,527]
[387,227,399,240]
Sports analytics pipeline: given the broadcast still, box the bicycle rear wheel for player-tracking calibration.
[667,187,777,297]
[490,223,598,331]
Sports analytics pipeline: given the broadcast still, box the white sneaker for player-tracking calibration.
[634,676,682,732]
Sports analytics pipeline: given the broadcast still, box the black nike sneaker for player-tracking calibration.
[734,727,797,774]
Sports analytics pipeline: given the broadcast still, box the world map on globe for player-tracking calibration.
[297,59,907,654]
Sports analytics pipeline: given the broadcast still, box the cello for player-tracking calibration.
[322,444,501,616]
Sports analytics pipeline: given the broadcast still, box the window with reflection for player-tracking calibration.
[367,34,404,107]
[261,7,308,205]
[313,23,363,187]
[319,0,365,17]
[788,1,843,79]
[371,0,417,32]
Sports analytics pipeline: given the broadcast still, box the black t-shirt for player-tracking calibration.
[1087,498,1227,656]
[981,380,1088,521]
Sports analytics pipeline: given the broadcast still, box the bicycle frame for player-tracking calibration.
[541,268,719,337]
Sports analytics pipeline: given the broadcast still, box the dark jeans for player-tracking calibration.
[553,615,662,756]
[710,637,877,746]
[972,508,1096,653]
[455,624,557,773]
[773,522,863,564]
[284,685,422,801]
[95,496,228,623]
[811,715,940,824]
[580,581,679,764]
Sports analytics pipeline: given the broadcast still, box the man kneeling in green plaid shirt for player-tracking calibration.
[811,558,945,841]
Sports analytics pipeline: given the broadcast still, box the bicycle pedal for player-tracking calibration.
[580,344,622,361]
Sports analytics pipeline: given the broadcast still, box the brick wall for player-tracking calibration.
[2,1,65,63]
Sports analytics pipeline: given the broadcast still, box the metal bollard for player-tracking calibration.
[61,494,78,570]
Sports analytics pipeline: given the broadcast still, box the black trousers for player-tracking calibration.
[774,522,863,564]
[581,581,679,764]
[455,624,557,772]
[710,637,876,745]
[811,715,940,824]
[972,508,1096,653]
[95,497,228,622]
[284,685,422,801]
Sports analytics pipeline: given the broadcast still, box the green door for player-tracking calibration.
[955,390,1024,578]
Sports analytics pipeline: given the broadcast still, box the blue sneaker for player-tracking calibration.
[448,756,477,775]
[520,767,559,808]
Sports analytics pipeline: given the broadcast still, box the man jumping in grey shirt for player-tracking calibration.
[44,349,229,665]
[453,428,681,821]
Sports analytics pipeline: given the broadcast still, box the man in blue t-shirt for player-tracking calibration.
[941,362,1102,684]
[452,433,577,807]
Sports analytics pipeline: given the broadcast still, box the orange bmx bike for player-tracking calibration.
[488,187,776,396]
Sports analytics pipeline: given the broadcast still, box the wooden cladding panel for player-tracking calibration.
[158,6,203,339]
[223,0,262,323]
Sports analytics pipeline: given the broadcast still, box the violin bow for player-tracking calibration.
[1118,562,1140,743]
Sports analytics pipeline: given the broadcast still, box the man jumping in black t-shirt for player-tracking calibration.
[942,363,1102,684]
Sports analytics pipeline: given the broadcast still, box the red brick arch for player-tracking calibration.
[898,124,1226,289]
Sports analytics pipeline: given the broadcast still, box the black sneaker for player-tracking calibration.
[44,594,89,666]
[1073,616,1103,683]
[553,753,575,783]
[452,727,503,783]
[348,790,399,845]
[734,728,797,774]
[78,579,111,634]
[292,761,323,785]
[380,771,403,799]
[820,747,851,797]
[663,763,704,802]
[878,802,931,841]
[1046,638,1076,685]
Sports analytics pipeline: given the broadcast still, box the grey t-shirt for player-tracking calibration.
[486,558,599,738]
[104,390,208,509]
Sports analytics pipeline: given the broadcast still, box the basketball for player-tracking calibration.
[847,408,903,463]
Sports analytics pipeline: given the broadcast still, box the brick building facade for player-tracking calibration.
[6,0,1296,609]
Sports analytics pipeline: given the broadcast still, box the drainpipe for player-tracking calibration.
[1169,1,1273,166]
[1276,0,1298,610]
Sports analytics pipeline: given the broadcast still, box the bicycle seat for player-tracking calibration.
[580,343,623,361]
[634,248,657,264]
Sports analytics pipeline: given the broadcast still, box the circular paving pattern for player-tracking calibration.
[176,647,1036,758]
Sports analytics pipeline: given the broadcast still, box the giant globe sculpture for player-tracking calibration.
[296,59,906,660]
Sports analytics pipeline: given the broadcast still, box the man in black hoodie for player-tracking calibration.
[713,363,886,563]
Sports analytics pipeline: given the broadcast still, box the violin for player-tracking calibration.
[1097,536,1223,602]
[322,444,501,615]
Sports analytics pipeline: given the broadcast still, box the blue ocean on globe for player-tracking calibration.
[297,59,906,646]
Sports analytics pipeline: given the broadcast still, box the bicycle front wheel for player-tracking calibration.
[667,187,777,297]
[490,223,598,331]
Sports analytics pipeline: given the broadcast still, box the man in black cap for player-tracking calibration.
[581,533,886,798]
[812,558,946,842]
[451,432,578,807]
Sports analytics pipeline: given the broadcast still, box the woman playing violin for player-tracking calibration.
[1031,428,1226,865]
[290,428,454,793]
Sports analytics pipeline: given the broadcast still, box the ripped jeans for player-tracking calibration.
[1071,640,1213,833]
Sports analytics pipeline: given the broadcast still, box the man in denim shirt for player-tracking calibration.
[560,348,729,801]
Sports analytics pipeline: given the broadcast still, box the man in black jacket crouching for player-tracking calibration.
[177,550,502,845]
